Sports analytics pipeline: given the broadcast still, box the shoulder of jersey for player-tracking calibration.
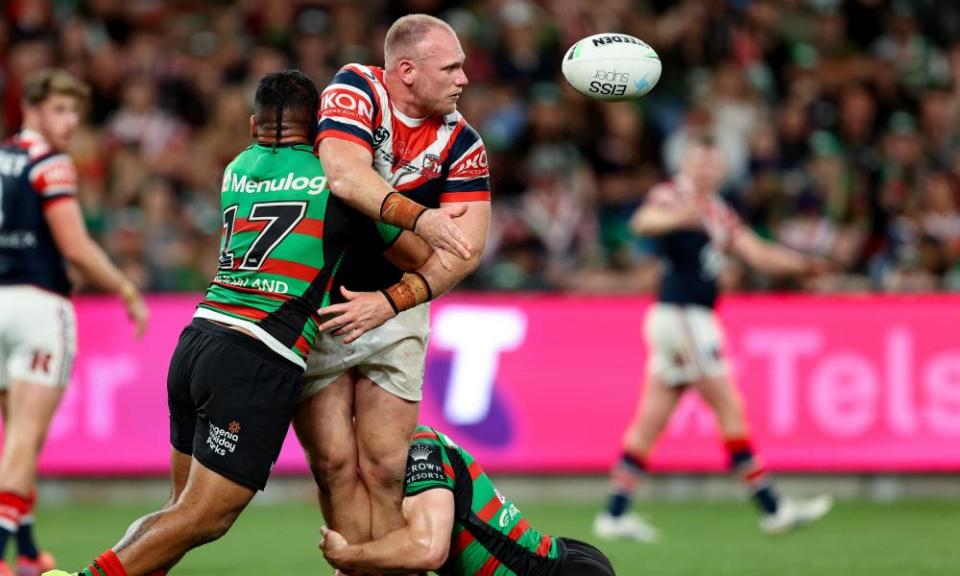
[335,64,467,128]
[11,134,55,161]
[337,63,384,87]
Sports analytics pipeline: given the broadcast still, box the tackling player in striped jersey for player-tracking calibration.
[293,13,491,556]
[594,136,833,542]
[321,426,616,576]
[42,70,441,576]
[0,69,148,576]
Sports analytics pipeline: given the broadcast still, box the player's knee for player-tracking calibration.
[181,505,242,546]
[308,445,357,492]
[358,449,406,493]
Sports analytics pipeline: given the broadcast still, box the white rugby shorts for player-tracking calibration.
[0,286,77,389]
[301,303,429,402]
[644,303,727,386]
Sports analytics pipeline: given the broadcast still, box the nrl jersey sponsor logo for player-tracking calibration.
[222,171,328,195]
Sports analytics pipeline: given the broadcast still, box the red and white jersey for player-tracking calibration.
[646,176,743,250]
[644,176,745,308]
[316,64,490,207]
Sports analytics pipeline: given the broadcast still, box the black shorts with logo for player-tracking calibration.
[556,538,616,576]
[167,318,302,491]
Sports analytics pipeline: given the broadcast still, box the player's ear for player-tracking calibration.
[249,114,257,138]
[397,58,416,86]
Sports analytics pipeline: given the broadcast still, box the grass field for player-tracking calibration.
[20,500,960,575]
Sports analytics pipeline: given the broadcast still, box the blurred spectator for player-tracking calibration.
[3,0,960,294]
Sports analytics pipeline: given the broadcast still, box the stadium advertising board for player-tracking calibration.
[21,295,960,475]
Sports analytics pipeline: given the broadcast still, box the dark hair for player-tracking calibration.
[253,70,320,146]
[23,68,90,106]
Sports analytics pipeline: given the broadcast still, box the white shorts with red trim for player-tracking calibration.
[300,303,429,402]
[644,303,727,386]
[0,286,77,389]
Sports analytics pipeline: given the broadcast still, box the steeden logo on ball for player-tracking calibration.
[562,32,662,101]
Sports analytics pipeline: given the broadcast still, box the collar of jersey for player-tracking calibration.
[392,105,428,128]
[18,128,47,146]
[253,141,312,149]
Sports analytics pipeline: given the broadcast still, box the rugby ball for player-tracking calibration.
[561,33,661,101]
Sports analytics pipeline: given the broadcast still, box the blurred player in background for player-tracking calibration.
[295,12,491,551]
[0,69,148,576]
[321,425,615,576]
[594,136,833,542]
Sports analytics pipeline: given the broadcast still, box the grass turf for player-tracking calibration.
[17,500,959,575]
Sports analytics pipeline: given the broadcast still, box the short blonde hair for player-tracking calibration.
[22,68,90,106]
[384,14,456,68]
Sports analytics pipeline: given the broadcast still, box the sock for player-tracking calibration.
[726,437,779,516]
[16,490,39,559]
[82,550,128,576]
[605,451,647,518]
[0,492,29,561]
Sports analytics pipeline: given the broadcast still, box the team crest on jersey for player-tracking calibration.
[421,154,442,179]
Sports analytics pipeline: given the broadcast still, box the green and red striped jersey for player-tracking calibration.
[195,143,355,368]
[406,426,561,576]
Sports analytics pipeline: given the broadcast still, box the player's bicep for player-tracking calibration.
[404,488,455,565]
[318,137,374,178]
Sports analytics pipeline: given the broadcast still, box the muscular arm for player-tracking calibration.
[630,202,700,237]
[732,229,816,276]
[45,198,148,336]
[323,489,455,574]
[414,200,489,296]
[319,138,471,260]
[318,138,395,221]
[318,201,489,342]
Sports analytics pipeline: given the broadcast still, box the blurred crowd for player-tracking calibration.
[5,0,960,294]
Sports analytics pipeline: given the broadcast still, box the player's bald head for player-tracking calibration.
[384,14,458,69]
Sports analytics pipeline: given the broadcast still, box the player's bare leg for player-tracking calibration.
[294,370,371,543]
[354,376,418,538]
[695,375,832,533]
[0,379,63,574]
[71,458,255,576]
[0,380,62,499]
[109,450,192,576]
[595,374,684,542]
[166,449,192,506]
[622,375,686,458]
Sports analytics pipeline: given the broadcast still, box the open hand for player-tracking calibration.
[121,283,149,339]
[414,205,472,269]
[316,286,396,343]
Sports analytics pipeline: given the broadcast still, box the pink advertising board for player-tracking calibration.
[10,294,960,475]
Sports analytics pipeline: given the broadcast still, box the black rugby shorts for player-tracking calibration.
[167,318,302,491]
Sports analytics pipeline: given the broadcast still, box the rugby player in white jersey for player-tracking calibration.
[0,69,148,576]
[594,136,833,542]
[295,13,491,549]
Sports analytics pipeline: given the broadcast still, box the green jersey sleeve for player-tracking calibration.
[375,221,402,248]
[405,432,455,497]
